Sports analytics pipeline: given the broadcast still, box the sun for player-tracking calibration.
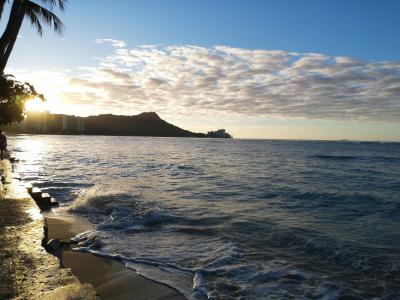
[24,97,71,114]
[25,97,47,112]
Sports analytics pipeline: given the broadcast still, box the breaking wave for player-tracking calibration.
[67,187,174,229]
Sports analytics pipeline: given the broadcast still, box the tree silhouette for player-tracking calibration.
[0,0,67,74]
[0,74,44,125]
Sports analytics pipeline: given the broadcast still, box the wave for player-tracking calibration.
[68,187,139,214]
[311,154,400,162]
[66,187,175,230]
[176,226,217,236]
[369,156,400,162]
[311,154,357,160]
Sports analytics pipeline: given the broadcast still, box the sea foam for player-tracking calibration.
[67,187,173,230]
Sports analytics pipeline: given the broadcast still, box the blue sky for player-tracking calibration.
[5,0,400,140]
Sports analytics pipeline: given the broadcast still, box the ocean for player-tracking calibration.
[10,135,400,299]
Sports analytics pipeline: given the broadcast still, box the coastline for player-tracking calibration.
[45,215,186,300]
[0,159,96,299]
[0,159,186,299]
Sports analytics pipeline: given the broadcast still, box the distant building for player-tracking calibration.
[77,117,85,131]
[23,111,85,134]
[24,111,49,132]
[207,129,232,138]
[48,114,63,132]
[62,115,69,130]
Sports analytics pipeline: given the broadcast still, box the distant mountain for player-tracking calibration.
[84,112,205,137]
[5,111,232,138]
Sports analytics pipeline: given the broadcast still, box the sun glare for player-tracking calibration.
[25,97,47,112]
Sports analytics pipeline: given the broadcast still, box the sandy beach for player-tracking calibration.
[0,159,186,299]
[45,215,186,300]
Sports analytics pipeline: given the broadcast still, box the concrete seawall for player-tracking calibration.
[0,160,96,299]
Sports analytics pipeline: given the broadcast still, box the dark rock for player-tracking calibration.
[46,239,63,252]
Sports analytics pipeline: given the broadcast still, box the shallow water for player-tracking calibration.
[11,135,400,299]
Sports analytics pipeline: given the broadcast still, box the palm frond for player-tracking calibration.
[39,0,67,11]
[24,8,43,35]
[25,0,65,36]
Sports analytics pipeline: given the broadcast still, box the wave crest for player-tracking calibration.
[68,188,134,214]
[67,187,173,229]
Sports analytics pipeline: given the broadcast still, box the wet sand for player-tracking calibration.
[46,216,186,300]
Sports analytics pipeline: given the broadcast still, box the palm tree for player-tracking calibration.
[0,1,7,21]
[0,0,67,74]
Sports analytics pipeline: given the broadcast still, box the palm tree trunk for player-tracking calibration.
[0,0,23,63]
[1,17,24,73]
[0,0,26,74]
[0,0,6,23]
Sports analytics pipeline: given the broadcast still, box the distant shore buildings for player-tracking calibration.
[22,111,85,134]
[206,129,232,138]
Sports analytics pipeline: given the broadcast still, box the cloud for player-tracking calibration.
[95,38,126,48]
[10,42,400,122]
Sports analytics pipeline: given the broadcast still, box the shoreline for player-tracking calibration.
[0,159,186,299]
[45,214,186,300]
[0,159,96,299]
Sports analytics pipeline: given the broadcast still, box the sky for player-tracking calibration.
[4,0,400,140]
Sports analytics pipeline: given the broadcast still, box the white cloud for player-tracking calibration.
[10,42,400,122]
[95,38,126,48]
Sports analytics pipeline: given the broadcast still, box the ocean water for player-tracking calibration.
[10,135,400,299]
